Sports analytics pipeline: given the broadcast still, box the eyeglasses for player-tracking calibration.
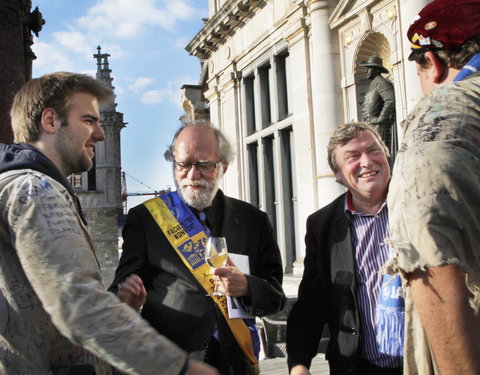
[173,160,221,173]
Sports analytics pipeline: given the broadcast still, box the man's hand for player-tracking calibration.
[212,258,249,297]
[117,274,147,311]
[185,359,220,375]
[290,364,310,375]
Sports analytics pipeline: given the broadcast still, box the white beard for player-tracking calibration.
[175,169,223,210]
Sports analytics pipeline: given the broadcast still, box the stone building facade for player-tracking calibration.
[69,47,125,286]
[185,0,430,274]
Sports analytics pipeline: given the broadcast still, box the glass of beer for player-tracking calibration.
[205,237,228,296]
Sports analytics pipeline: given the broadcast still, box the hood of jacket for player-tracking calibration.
[0,143,87,224]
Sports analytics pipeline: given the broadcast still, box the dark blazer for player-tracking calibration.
[110,190,286,375]
[286,193,361,375]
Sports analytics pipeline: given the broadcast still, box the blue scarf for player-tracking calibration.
[454,52,480,81]
[375,259,405,357]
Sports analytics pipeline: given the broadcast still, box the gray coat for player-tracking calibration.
[0,143,187,374]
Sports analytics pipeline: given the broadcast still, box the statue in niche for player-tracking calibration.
[360,56,396,151]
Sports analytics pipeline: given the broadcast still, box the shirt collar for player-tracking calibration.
[344,191,387,216]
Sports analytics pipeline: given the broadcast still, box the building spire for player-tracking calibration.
[93,45,116,111]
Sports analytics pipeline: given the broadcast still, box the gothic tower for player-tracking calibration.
[0,0,44,143]
[70,46,125,285]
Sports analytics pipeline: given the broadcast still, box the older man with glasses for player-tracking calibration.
[109,120,286,375]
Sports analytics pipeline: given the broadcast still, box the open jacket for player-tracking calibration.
[287,193,362,375]
[110,189,286,375]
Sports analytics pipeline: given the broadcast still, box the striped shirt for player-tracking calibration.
[345,194,403,368]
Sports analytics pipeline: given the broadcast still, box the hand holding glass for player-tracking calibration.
[205,237,228,296]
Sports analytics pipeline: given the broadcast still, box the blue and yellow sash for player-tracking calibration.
[144,192,260,373]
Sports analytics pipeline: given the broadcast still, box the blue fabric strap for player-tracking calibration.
[454,52,480,81]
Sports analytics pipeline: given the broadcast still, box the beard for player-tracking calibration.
[55,124,93,175]
[175,169,223,210]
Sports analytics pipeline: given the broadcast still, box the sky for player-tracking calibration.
[31,0,209,210]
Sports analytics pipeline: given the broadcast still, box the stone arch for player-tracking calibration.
[357,32,392,76]
[354,32,393,116]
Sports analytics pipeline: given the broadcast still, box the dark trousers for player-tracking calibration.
[358,359,402,375]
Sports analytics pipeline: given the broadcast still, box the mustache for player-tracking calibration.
[179,178,210,189]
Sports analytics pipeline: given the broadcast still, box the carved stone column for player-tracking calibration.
[399,0,430,114]
[307,0,343,201]
[0,0,43,144]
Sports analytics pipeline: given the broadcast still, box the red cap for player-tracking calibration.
[407,0,480,56]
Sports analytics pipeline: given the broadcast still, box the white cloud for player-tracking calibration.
[31,0,203,79]
[128,77,155,92]
[32,39,104,77]
[141,89,168,104]
[52,30,92,57]
[166,0,196,20]
[141,82,183,109]
[32,41,75,75]
[76,0,197,39]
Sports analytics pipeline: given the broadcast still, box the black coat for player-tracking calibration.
[287,193,361,375]
[110,190,286,375]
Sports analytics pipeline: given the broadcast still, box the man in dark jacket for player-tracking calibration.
[110,120,286,375]
[287,122,403,375]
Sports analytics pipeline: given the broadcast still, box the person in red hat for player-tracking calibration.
[386,0,480,374]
